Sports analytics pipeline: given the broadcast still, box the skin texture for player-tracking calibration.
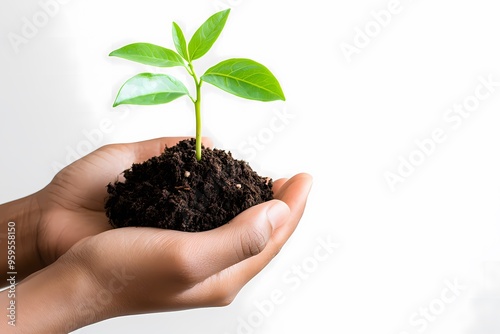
[0,137,312,333]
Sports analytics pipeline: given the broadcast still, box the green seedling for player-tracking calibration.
[110,9,285,161]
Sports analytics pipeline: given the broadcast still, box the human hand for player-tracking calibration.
[1,137,212,284]
[9,173,312,333]
[34,137,213,270]
[1,136,312,333]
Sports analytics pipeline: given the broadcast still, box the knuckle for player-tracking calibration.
[215,295,235,307]
[210,288,236,307]
[166,241,201,285]
[239,228,268,260]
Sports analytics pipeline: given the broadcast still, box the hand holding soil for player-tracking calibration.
[0,137,312,333]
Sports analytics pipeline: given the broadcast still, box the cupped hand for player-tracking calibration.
[35,137,212,268]
[6,136,313,333]
[54,173,312,330]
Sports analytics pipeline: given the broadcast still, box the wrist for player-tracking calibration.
[0,194,43,285]
[1,253,102,333]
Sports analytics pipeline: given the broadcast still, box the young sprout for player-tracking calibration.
[110,9,285,161]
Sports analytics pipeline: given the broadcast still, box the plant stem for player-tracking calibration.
[188,62,202,161]
[195,81,202,161]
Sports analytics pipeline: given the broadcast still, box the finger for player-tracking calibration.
[272,173,310,200]
[180,199,291,282]
[272,178,288,196]
[273,173,313,234]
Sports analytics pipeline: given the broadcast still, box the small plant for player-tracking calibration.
[110,9,285,161]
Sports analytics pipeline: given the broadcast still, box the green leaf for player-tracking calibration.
[113,73,190,107]
[109,43,185,68]
[201,58,286,102]
[188,9,230,61]
[172,22,189,61]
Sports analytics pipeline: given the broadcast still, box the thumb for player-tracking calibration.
[189,200,290,281]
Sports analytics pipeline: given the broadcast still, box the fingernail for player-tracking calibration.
[266,200,290,230]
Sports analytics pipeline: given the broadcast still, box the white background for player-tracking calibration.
[1,0,500,333]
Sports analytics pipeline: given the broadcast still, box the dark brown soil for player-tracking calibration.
[105,139,274,232]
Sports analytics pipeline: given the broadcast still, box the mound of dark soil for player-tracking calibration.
[105,139,274,232]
